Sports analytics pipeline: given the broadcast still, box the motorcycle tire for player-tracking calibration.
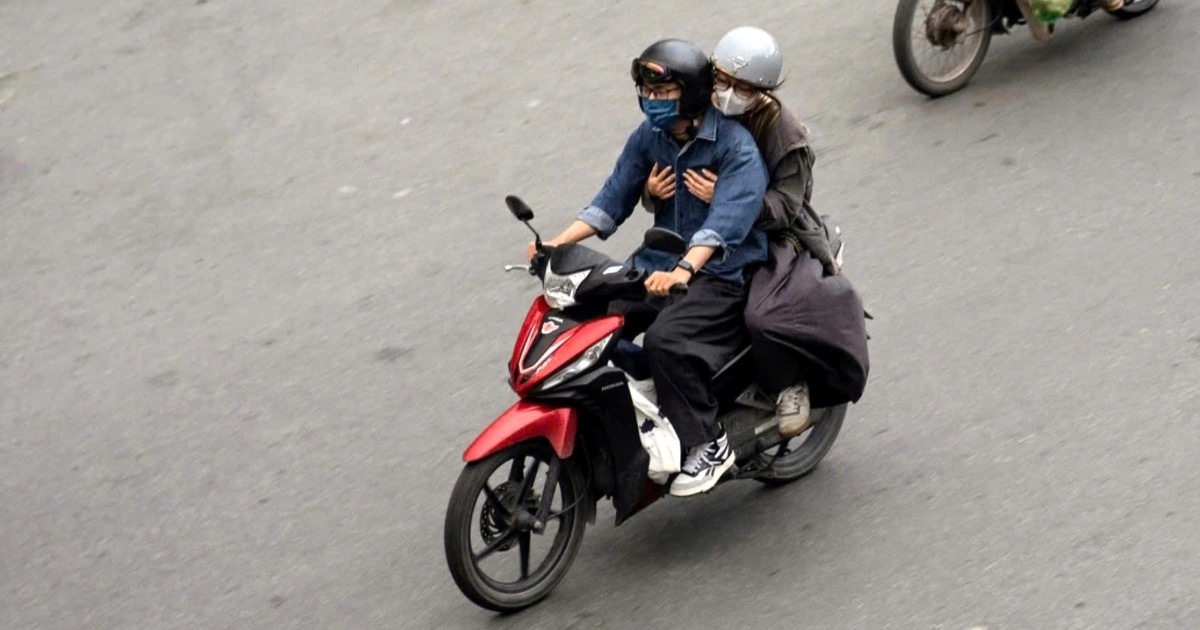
[893,0,994,97]
[443,440,587,612]
[755,404,847,486]
[1110,0,1159,19]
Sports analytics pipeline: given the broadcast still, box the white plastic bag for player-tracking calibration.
[628,382,681,485]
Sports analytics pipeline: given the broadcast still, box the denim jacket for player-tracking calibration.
[578,107,768,284]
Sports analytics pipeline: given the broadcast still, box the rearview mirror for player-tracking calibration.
[505,195,535,222]
[641,227,687,256]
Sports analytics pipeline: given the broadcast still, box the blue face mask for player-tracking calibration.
[639,97,679,131]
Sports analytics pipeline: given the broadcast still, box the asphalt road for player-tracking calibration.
[2,1,1198,628]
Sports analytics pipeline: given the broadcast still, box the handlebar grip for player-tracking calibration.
[669,283,689,297]
[530,250,550,276]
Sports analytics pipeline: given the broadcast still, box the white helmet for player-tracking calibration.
[711,26,783,89]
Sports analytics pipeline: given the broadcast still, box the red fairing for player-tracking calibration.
[508,296,552,381]
[463,401,578,462]
[511,315,622,397]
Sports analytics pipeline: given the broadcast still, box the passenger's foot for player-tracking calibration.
[1096,0,1124,11]
[776,383,812,438]
[669,430,734,496]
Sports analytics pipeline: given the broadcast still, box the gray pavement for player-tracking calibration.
[2,1,1198,628]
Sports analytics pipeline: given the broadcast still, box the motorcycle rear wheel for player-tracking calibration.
[754,404,847,486]
[443,440,587,612]
[893,0,994,97]
[1110,0,1159,19]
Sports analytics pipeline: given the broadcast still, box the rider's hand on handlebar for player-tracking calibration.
[645,268,692,297]
[527,240,561,263]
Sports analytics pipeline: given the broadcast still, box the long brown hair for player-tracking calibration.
[740,92,781,155]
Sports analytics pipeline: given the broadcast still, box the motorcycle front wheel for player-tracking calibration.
[893,0,994,97]
[1110,0,1159,19]
[443,440,587,612]
[754,404,847,486]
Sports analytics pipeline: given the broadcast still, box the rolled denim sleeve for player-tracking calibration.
[691,143,768,259]
[577,124,653,239]
[578,204,617,236]
[689,228,726,251]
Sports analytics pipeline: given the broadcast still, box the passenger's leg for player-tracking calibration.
[745,305,802,396]
[745,307,813,437]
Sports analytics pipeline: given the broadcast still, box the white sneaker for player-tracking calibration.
[776,383,812,438]
[669,430,735,497]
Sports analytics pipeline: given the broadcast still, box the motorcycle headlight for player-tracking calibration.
[539,334,613,391]
[543,269,590,309]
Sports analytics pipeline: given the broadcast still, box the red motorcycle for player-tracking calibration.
[892,0,1159,97]
[442,197,848,611]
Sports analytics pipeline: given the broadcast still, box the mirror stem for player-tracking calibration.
[523,221,542,247]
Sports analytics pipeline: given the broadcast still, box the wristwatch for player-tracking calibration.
[673,259,696,277]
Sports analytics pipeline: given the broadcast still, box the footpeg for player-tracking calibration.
[735,386,776,412]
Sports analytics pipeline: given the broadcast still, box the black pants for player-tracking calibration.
[612,275,749,450]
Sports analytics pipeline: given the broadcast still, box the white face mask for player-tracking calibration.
[713,87,757,116]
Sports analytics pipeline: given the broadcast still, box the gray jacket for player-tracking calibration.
[754,104,837,273]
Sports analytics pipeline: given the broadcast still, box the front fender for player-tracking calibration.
[462,400,577,462]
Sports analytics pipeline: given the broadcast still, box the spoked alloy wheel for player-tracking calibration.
[754,404,847,486]
[443,441,587,612]
[1110,0,1159,19]
[893,0,994,96]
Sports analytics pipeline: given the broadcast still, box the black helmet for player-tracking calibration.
[631,39,713,119]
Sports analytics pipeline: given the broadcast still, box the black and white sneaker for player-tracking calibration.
[669,430,735,497]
